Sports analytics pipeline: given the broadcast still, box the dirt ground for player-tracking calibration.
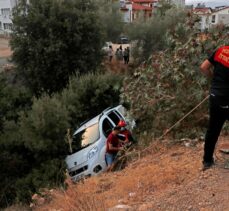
[0,38,12,71]
[0,38,11,58]
[34,136,229,211]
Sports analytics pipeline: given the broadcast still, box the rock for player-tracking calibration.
[138,203,153,211]
[128,192,136,197]
[118,199,128,204]
[184,142,191,147]
[36,197,45,206]
[188,205,193,210]
[108,204,133,211]
[219,149,229,154]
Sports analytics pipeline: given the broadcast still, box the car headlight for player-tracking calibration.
[88,146,98,159]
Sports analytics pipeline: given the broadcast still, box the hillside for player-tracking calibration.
[33,136,229,211]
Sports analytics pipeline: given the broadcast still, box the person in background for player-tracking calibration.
[108,45,113,62]
[123,48,128,64]
[126,46,130,64]
[105,126,123,171]
[200,45,229,170]
[116,45,123,61]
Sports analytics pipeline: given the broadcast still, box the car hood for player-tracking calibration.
[65,144,96,170]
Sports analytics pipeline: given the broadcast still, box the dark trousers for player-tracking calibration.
[203,95,229,162]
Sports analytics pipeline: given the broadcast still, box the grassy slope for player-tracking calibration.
[34,136,229,211]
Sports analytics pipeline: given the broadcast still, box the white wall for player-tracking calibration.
[211,8,229,27]
[122,3,132,23]
[199,15,211,31]
[0,0,19,33]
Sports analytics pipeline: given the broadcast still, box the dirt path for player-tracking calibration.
[0,38,11,58]
[35,136,229,211]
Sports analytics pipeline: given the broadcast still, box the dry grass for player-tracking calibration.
[34,137,229,210]
[36,139,203,211]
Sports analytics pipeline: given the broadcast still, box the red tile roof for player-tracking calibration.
[132,3,152,10]
[132,0,157,3]
[192,8,212,14]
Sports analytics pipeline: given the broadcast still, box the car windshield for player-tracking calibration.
[71,123,99,153]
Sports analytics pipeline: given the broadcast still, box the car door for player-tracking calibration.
[102,117,114,138]
[98,116,115,169]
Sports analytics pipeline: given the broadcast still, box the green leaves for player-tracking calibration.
[20,95,70,154]
[0,72,122,207]
[62,73,123,128]
[11,0,104,96]
[126,8,187,62]
[122,18,229,139]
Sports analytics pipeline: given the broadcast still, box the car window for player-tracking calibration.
[114,110,123,120]
[102,118,113,138]
[71,123,99,154]
[108,111,121,125]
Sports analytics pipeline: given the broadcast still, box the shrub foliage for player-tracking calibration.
[0,73,122,207]
[126,8,187,62]
[122,16,229,140]
[10,0,104,96]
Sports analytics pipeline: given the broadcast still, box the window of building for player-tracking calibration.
[1,8,11,17]
[0,22,2,29]
[212,15,216,23]
[3,23,12,30]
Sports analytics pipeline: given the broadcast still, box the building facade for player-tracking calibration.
[193,6,229,31]
[0,0,19,34]
[211,7,229,28]
[121,0,154,23]
[192,7,212,31]
[120,0,186,23]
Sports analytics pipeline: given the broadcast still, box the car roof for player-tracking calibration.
[73,105,123,135]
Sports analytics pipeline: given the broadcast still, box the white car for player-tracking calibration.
[65,105,134,181]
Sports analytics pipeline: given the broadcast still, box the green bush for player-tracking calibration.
[15,159,66,203]
[0,74,32,132]
[11,0,104,96]
[122,19,229,140]
[126,8,187,62]
[61,72,123,128]
[0,72,123,208]
[96,0,124,43]
[0,95,69,206]
[20,95,70,157]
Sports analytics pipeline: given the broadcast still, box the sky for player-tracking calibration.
[186,0,229,7]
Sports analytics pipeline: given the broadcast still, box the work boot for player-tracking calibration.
[202,160,214,171]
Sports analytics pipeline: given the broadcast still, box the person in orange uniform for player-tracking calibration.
[200,45,229,170]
